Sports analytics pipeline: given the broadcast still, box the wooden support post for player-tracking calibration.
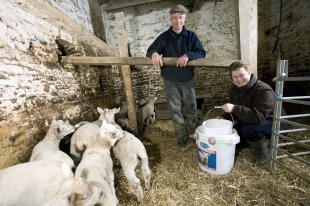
[115,12,138,134]
[237,0,258,76]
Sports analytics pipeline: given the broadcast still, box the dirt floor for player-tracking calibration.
[113,110,310,206]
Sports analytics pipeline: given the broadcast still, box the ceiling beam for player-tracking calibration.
[103,0,162,11]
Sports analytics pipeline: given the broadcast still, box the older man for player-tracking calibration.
[146,5,206,148]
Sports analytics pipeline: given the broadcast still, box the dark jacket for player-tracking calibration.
[221,74,291,130]
[146,26,206,82]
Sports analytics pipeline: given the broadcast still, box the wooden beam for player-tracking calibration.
[115,12,138,134]
[104,0,162,11]
[62,56,241,67]
[234,0,241,59]
[238,0,258,76]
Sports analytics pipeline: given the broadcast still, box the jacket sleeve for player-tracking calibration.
[232,88,275,124]
[146,34,165,58]
[185,33,206,60]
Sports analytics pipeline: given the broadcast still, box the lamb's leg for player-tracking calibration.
[70,147,82,165]
[122,164,144,202]
[151,111,156,122]
[141,157,151,189]
[107,171,116,197]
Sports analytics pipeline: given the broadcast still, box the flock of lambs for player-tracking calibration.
[0,95,158,206]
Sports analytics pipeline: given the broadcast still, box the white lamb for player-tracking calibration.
[136,95,158,136]
[70,107,105,164]
[29,118,76,170]
[75,119,125,206]
[0,161,103,206]
[103,108,151,202]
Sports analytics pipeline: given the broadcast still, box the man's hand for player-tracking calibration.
[222,103,235,113]
[151,52,163,68]
[177,54,189,68]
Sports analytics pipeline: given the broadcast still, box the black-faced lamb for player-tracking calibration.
[0,160,103,206]
[75,119,125,206]
[103,108,151,203]
[29,118,76,170]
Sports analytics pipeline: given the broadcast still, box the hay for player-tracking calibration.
[113,117,310,206]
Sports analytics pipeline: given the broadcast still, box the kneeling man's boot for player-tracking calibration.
[246,137,269,163]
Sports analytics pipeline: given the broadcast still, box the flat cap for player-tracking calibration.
[169,4,188,14]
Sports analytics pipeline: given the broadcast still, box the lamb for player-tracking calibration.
[103,108,151,202]
[136,95,158,135]
[75,119,125,206]
[0,160,103,206]
[29,118,76,170]
[116,117,129,131]
[70,107,105,165]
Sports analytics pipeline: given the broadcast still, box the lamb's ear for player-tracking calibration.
[115,107,120,113]
[61,191,75,206]
[97,107,103,113]
[51,116,56,124]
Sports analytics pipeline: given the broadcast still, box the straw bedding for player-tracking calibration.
[113,110,310,206]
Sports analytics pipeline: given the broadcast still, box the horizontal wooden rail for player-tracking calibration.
[61,56,241,67]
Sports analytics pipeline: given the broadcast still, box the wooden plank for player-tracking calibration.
[115,12,138,134]
[62,56,242,67]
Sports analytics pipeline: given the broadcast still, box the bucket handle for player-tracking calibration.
[204,106,235,123]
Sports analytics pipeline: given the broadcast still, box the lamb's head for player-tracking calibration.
[50,119,75,139]
[98,119,124,147]
[101,107,120,123]
[46,177,103,206]
[147,95,158,104]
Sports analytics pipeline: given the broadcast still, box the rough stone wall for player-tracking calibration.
[46,0,106,42]
[106,0,238,107]
[258,0,310,99]
[0,1,120,169]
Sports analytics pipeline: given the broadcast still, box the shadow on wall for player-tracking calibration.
[88,0,106,42]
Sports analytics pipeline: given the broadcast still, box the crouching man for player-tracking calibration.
[218,61,291,162]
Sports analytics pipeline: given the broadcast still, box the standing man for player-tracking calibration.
[146,5,206,148]
[219,61,291,162]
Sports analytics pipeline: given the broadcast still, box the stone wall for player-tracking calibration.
[0,1,121,169]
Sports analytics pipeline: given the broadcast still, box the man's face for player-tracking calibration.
[231,67,251,87]
[170,13,186,32]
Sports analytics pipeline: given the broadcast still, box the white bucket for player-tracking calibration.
[201,119,233,135]
[194,119,240,175]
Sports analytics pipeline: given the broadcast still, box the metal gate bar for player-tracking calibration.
[268,60,310,184]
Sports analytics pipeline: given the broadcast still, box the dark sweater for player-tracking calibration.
[146,26,206,82]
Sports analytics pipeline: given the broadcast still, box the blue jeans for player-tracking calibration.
[234,120,272,143]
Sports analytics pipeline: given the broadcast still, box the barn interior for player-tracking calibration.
[0,0,309,205]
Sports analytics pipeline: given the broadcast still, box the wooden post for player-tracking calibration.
[115,12,138,134]
[237,0,258,76]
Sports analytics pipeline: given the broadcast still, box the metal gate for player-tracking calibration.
[268,60,310,183]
